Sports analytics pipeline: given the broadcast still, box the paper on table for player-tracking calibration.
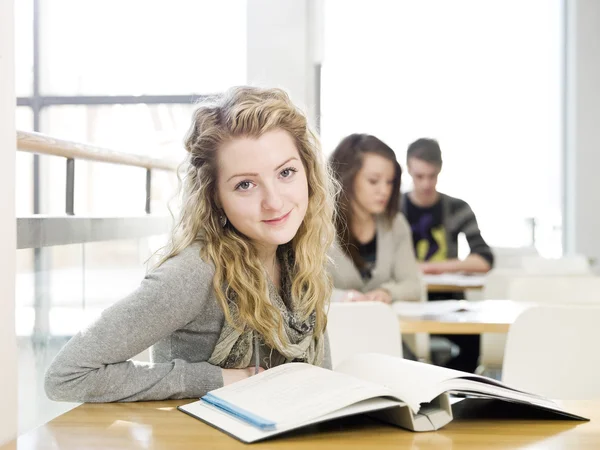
[393,300,476,317]
[423,274,486,287]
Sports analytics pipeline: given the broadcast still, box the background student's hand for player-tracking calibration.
[222,366,265,386]
[344,289,367,302]
[419,262,447,274]
[364,288,392,304]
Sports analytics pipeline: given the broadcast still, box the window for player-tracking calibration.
[16,108,34,216]
[15,0,33,97]
[322,0,563,256]
[39,0,247,95]
[40,103,194,215]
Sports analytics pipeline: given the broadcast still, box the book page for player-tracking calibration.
[207,362,397,428]
[335,353,472,412]
[439,379,563,411]
[335,354,581,418]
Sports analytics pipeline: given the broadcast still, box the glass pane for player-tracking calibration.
[15,249,35,336]
[16,245,81,435]
[34,154,148,215]
[40,104,186,215]
[77,160,147,216]
[151,168,179,215]
[40,0,247,95]
[15,0,33,97]
[41,104,192,158]
[16,106,34,131]
[82,239,159,311]
[16,108,35,216]
[16,153,34,216]
[322,0,563,256]
[16,236,166,433]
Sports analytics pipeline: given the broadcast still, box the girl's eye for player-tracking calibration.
[280,167,298,178]
[235,181,253,191]
[368,179,378,185]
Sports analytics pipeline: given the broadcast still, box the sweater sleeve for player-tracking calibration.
[44,247,224,403]
[456,201,495,267]
[380,215,424,302]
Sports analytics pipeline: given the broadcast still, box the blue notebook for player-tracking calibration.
[201,393,276,431]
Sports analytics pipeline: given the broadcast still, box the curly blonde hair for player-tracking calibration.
[158,86,336,353]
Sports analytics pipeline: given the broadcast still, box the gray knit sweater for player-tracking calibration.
[44,244,331,403]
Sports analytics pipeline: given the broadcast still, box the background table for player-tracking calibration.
[424,274,486,294]
[398,300,530,334]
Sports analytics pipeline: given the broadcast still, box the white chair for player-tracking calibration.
[492,246,539,270]
[507,275,600,304]
[477,269,529,375]
[502,305,600,399]
[520,255,592,276]
[479,271,600,375]
[327,302,402,369]
[481,268,525,299]
[402,278,432,363]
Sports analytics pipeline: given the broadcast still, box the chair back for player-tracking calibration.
[520,255,591,276]
[507,276,600,304]
[503,305,600,399]
[492,246,538,269]
[327,302,402,369]
[480,273,600,372]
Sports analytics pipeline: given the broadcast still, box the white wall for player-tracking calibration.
[564,0,600,261]
[246,0,323,128]
[0,0,18,445]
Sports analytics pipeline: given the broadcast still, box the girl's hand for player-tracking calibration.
[345,289,367,302]
[222,366,265,386]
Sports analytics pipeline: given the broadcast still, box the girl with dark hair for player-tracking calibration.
[328,134,422,304]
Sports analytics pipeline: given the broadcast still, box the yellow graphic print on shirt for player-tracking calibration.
[416,226,448,262]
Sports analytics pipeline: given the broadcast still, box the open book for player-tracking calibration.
[178,353,588,443]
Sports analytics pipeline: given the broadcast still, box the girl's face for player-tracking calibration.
[216,129,309,254]
[352,152,395,215]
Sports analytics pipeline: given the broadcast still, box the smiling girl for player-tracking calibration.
[45,87,336,402]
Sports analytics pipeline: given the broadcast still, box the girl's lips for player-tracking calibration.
[262,210,291,225]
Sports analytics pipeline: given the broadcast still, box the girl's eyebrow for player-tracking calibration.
[227,157,299,182]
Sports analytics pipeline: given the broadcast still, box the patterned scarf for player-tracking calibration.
[208,246,324,369]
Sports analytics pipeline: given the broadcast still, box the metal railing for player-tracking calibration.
[17,130,178,248]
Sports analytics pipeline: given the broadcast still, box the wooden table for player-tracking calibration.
[399,300,530,334]
[424,274,486,294]
[1,399,598,449]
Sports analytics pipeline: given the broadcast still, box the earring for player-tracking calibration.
[219,213,227,227]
